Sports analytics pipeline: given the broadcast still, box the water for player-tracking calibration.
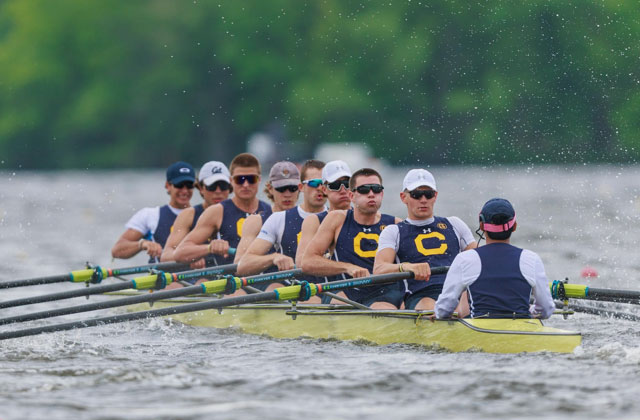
[1,165,640,420]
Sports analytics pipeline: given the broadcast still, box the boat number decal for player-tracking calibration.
[236,218,246,237]
[414,232,448,256]
[353,232,379,258]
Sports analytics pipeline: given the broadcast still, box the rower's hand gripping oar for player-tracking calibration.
[0,264,238,310]
[0,267,447,340]
[0,269,302,326]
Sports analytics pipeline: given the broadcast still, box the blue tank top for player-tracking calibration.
[398,217,461,294]
[152,205,178,249]
[279,207,305,258]
[190,204,205,230]
[316,210,328,224]
[334,210,396,301]
[216,199,272,265]
[468,243,532,318]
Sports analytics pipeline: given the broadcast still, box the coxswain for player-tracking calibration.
[301,168,402,308]
[111,161,196,262]
[435,198,555,319]
[374,169,476,312]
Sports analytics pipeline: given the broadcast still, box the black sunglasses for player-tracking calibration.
[172,181,194,189]
[205,181,231,192]
[353,184,384,194]
[233,174,259,185]
[326,179,350,191]
[274,185,299,193]
[302,178,323,188]
[409,189,436,200]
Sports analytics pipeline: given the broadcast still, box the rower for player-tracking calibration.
[301,168,402,309]
[160,161,232,264]
[294,160,353,267]
[111,161,196,262]
[373,169,476,312]
[435,198,555,319]
[237,160,327,289]
[232,160,307,266]
[173,153,271,266]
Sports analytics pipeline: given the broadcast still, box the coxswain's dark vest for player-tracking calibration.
[468,243,532,318]
[334,210,396,302]
[397,217,460,295]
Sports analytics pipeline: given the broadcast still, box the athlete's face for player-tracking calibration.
[231,166,261,200]
[302,167,326,209]
[351,174,383,215]
[268,182,300,211]
[401,186,438,220]
[323,176,351,211]
[166,181,194,209]
[198,181,230,206]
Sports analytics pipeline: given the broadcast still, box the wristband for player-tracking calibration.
[398,263,405,273]
[138,239,145,250]
[207,242,213,254]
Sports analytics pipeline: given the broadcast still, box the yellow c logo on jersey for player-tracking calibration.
[414,232,448,256]
[297,231,302,244]
[353,232,379,258]
[236,218,246,237]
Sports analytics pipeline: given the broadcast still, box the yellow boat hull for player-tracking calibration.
[124,297,581,353]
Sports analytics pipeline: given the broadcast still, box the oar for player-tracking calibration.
[0,261,191,289]
[0,268,439,340]
[0,269,302,326]
[0,249,237,289]
[0,264,238,310]
[550,280,640,305]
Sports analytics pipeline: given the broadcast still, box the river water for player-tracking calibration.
[0,165,639,420]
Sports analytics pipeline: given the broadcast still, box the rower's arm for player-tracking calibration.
[174,204,223,263]
[435,251,478,318]
[295,214,320,268]
[111,228,147,259]
[302,211,364,277]
[233,214,262,263]
[237,238,283,276]
[160,208,194,262]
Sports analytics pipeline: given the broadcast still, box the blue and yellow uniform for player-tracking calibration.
[334,210,400,306]
[215,199,272,265]
[396,217,460,309]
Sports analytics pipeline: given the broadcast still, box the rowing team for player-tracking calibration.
[111,154,556,319]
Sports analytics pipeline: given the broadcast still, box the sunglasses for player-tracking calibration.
[408,189,436,200]
[353,184,384,194]
[302,178,323,188]
[172,181,194,189]
[274,185,299,193]
[326,179,350,191]
[205,181,231,192]
[233,174,259,185]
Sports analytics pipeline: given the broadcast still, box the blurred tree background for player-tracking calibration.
[0,0,638,169]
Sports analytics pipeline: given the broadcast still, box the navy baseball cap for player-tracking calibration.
[479,198,516,232]
[166,161,196,184]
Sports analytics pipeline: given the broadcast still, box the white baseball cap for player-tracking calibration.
[322,160,352,183]
[199,161,231,186]
[402,169,437,191]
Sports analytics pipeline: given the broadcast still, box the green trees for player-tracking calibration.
[0,1,638,168]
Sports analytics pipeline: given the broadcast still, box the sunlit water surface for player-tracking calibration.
[1,165,640,420]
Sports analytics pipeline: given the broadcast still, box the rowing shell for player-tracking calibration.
[119,295,581,353]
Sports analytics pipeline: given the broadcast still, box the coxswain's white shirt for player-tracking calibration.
[435,247,556,319]
[377,216,474,253]
[124,205,183,237]
[257,206,323,247]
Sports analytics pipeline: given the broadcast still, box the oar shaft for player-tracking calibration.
[0,291,278,340]
[0,285,204,326]
[0,282,135,309]
[0,274,72,289]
